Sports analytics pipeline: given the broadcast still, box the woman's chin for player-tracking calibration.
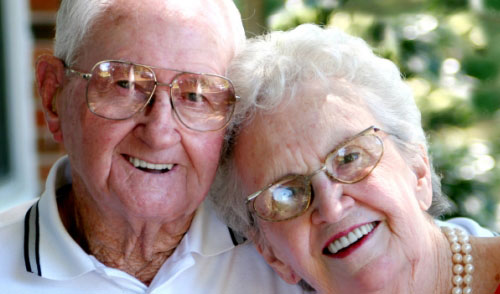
[321,255,400,294]
[352,263,395,292]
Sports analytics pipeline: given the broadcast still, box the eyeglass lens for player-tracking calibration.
[171,73,236,131]
[85,61,236,131]
[252,133,383,221]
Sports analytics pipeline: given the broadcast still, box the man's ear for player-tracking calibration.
[36,55,65,142]
[254,234,301,285]
[412,144,433,210]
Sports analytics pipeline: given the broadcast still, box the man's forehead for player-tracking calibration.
[96,0,242,53]
[79,0,240,58]
[104,0,236,23]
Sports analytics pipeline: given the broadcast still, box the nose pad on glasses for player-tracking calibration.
[310,174,352,224]
[143,89,172,115]
[146,96,155,107]
[138,88,176,123]
[135,93,181,149]
[142,95,157,117]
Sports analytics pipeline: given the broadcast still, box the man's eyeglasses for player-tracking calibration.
[246,126,386,222]
[66,60,239,132]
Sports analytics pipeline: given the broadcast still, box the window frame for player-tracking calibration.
[0,0,38,212]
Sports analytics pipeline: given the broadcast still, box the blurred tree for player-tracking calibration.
[236,0,500,230]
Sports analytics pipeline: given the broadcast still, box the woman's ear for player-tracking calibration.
[36,55,66,142]
[253,234,301,285]
[412,144,433,210]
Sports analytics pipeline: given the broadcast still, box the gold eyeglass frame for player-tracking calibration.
[66,59,240,132]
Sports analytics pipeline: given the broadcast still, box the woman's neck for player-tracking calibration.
[57,185,194,285]
[468,237,500,293]
[409,225,455,294]
[431,228,500,294]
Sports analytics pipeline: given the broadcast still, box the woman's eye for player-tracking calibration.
[272,187,295,202]
[337,152,360,165]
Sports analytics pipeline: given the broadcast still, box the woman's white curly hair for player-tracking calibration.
[210,23,450,237]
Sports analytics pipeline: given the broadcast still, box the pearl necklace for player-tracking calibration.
[442,227,475,294]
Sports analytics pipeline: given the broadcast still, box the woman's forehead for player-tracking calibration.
[253,88,373,144]
[235,87,377,187]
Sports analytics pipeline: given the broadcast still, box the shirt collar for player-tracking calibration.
[24,156,95,280]
[24,156,238,281]
[182,200,236,257]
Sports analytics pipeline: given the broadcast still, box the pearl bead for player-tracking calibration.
[442,227,452,234]
[463,274,472,285]
[463,254,473,264]
[458,235,470,243]
[442,227,473,294]
[448,234,458,243]
[453,264,464,274]
[451,242,461,253]
[461,243,472,254]
[464,264,474,274]
[453,275,463,285]
[453,253,463,263]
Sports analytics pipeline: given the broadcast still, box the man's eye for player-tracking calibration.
[116,80,132,89]
[186,92,204,102]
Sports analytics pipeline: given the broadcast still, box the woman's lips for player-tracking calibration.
[323,221,380,258]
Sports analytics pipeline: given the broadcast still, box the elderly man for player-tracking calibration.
[0,0,304,293]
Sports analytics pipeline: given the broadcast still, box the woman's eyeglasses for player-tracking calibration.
[246,126,386,222]
[66,60,239,132]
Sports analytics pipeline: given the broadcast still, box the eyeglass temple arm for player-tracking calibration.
[246,190,262,203]
[66,68,92,80]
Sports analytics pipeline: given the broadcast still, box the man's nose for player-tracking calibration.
[134,89,181,149]
[310,173,354,225]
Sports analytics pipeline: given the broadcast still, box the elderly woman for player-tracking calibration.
[0,0,304,293]
[211,24,500,293]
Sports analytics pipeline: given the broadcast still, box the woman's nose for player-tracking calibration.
[310,172,354,225]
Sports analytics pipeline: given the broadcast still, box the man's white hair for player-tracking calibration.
[54,0,245,68]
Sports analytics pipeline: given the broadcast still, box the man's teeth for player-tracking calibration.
[327,223,375,254]
[128,157,173,171]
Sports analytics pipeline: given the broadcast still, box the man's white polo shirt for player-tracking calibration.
[0,157,304,294]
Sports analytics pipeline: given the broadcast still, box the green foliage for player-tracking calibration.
[485,0,500,10]
[472,85,500,115]
[463,56,499,81]
[256,0,500,230]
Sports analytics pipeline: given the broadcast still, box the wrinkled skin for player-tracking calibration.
[36,0,243,284]
[234,83,462,294]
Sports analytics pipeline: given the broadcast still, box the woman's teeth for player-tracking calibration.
[128,157,173,171]
[327,222,376,254]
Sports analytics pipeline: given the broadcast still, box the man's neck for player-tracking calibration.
[57,185,194,285]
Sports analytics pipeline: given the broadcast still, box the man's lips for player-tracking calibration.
[126,155,175,173]
[323,221,380,257]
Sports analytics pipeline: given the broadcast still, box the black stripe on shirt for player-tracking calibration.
[228,227,238,246]
[35,202,41,276]
[23,201,42,276]
[23,205,32,273]
[228,227,247,246]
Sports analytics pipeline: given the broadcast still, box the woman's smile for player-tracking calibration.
[323,221,380,258]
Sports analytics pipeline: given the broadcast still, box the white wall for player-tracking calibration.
[0,0,38,212]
